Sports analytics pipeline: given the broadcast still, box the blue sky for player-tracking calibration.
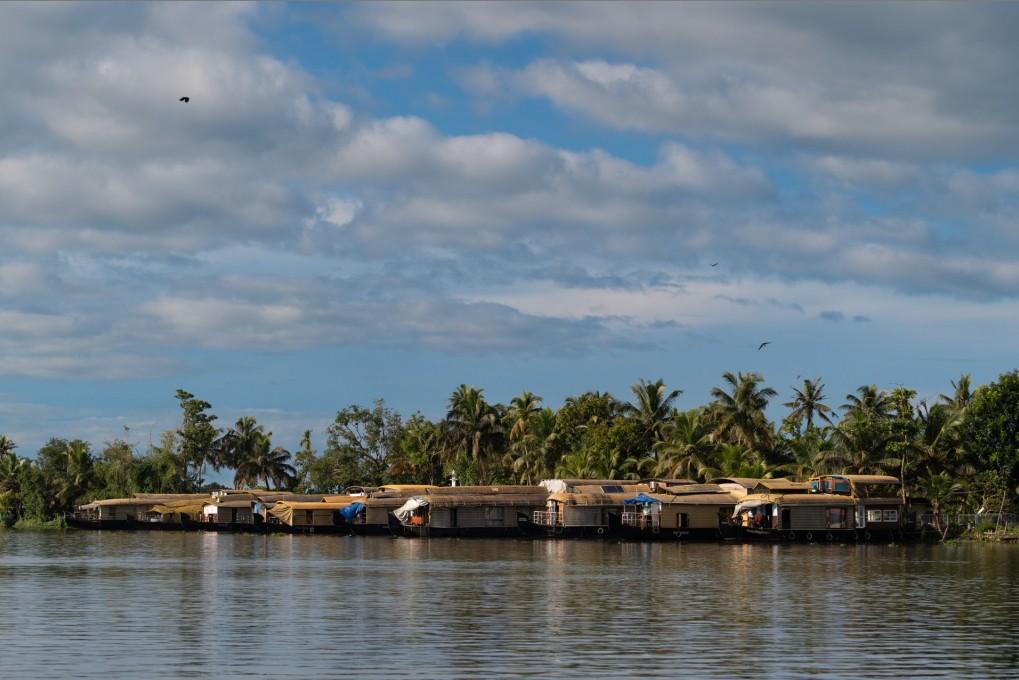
[1,2,1018,457]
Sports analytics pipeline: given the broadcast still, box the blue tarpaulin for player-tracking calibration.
[623,493,661,505]
[339,503,365,522]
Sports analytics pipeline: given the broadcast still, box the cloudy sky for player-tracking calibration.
[1,2,1017,455]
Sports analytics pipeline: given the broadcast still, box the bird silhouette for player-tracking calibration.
[758,341,770,350]
[179,96,190,103]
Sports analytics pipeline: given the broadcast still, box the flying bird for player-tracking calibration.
[179,96,190,103]
[758,341,770,351]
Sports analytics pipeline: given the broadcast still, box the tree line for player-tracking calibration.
[2,372,1019,527]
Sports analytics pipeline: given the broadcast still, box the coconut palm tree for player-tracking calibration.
[215,416,265,473]
[841,385,893,420]
[784,378,834,433]
[700,444,774,480]
[917,467,964,539]
[939,374,973,414]
[57,440,94,509]
[505,408,558,484]
[444,385,503,484]
[233,432,295,489]
[624,379,682,446]
[0,435,15,459]
[653,409,716,481]
[505,391,543,442]
[710,372,777,453]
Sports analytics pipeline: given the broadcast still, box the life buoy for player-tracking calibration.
[805,531,814,542]
[596,527,605,536]
[825,532,834,542]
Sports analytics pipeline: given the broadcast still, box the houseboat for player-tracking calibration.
[733,486,859,541]
[809,474,907,540]
[619,485,742,540]
[267,499,360,534]
[392,487,548,537]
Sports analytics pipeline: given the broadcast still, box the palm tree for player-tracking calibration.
[710,372,777,453]
[0,435,15,459]
[939,374,973,414]
[624,379,682,446]
[841,385,893,420]
[0,451,26,523]
[505,391,542,441]
[917,468,964,539]
[653,409,716,481]
[444,385,503,484]
[57,441,94,509]
[215,416,265,473]
[505,408,557,484]
[784,378,834,433]
[233,432,295,489]
[700,444,774,480]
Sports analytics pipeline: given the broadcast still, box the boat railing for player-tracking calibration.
[532,511,558,527]
[621,511,660,531]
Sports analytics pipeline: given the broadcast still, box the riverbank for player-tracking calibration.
[1,517,67,531]
[955,527,1019,543]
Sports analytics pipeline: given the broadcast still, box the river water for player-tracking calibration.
[0,532,1017,679]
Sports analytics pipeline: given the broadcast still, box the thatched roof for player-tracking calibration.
[709,478,763,489]
[739,492,856,506]
[844,475,900,485]
[573,484,650,494]
[425,485,546,496]
[422,494,547,507]
[663,483,727,495]
[754,479,811,492]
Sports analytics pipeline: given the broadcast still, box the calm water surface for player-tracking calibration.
[1,532,1017,679]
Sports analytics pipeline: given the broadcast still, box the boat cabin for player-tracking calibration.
[394,492,547,537]
[809,474,905,535]
[734,492,857,540]
[620,490,740,538]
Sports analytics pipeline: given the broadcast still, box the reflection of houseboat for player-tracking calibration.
[393,490,547,537]
[620,486,741,540]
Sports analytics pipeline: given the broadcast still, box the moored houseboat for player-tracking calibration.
[392,488,547,537]
[267,499,358,534]
[733,490,858,541]
[809,474,907,540]
[620,485,742,540]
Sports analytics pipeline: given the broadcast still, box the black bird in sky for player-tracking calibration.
[179,96,190,103]
[758,341,770,350]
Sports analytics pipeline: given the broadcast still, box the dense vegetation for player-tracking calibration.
[2,372,1018,528]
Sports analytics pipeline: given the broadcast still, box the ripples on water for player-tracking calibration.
[1,532,1017,679]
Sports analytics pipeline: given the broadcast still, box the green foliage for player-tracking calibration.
[961,371,1019,494]
[175,389,219,489]
[7,369,1019,522]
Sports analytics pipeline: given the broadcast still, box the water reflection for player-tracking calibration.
[1,534,1017,678]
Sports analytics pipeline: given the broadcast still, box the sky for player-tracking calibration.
[1,2,1018,457]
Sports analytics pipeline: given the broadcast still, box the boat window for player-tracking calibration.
[827,507,847,529]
